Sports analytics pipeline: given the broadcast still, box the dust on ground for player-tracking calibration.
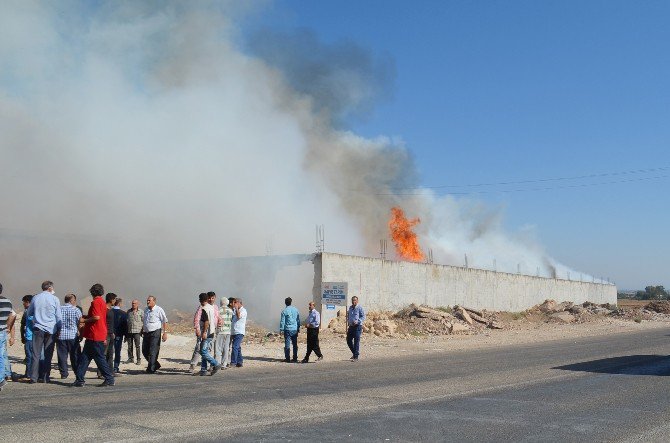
[6,300,670,376]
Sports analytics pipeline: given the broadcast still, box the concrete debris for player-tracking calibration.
[455,306,474,325]
[450,323,469,333]
[488,321,504,330]
[462,306,483,317]
[537,300,557,313]
[466,310,489,325]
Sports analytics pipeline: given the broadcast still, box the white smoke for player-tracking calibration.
[0,1,589,313]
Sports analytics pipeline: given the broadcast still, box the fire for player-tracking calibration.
[388,206,425,262]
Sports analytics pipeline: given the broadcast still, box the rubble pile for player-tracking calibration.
[325,304,504,337]
[644,300,670,314]
[525,300,616,323]
[394,304,465,335]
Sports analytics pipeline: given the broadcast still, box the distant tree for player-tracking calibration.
[634,285,668,300]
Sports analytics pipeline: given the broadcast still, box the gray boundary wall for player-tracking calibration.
[314,253,616,316]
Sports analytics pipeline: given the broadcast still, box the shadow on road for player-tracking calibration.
[553,354,670,376]
[245,356,283,363]
[163,357,191,365]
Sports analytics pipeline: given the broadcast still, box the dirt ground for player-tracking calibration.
[5,299,670,376]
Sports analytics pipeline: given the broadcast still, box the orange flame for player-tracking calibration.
[388,206,425,262]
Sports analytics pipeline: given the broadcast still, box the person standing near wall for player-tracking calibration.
[0,282,17,391]
[20,295,34,380]
[125,299,143,365]
[346,296,365,362]
[27,281,62,383]
[215,297,233,369]
[198,292,220,376]
[74,283,115,387]
[56,293,82,379]
[279,297,300,363]
[230,298,247,368]
[302,301,323,363]
[189,294,204,373]
[99,293,117,379]
[142,295,168,373]
[112,298,127,374]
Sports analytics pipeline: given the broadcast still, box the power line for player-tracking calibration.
[388,166,670,191]
[378,174,670,196]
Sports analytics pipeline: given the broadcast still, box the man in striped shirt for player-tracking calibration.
[56,293,82,379]
[125,299,143,365]
[215,297,233,369]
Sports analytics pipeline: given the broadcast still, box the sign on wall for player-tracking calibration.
[321,282,348,306]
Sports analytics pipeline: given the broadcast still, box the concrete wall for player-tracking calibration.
[314,253,617,324]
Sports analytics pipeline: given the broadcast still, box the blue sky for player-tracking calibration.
[249,1,669,289]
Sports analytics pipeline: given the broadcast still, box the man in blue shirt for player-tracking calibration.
[20,295,34,380]
[27,280,62,383]
[346,296,365,362]
[279,297,300,363]
[302,301,323,363]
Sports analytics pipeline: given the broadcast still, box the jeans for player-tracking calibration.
[31,329,55,382]
[113,336,123,370]
[56,338,80,377]
[214,333,230,367]
[346,325,362,359]
[24,339,33,377]
[142,329,162,372]
[127,333,141,361]
[200,335,218,372]
[0,331,8,378]
[76,339,114,384]
[304,327,322,361]
[231,334,244,366]
[283,330,298,361]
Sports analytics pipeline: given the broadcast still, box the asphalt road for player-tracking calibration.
[1,328,669,442]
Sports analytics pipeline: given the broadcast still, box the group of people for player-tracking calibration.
[188,291,247,376]
[0,279,368,392]
[0,280,169,389]
[279,295,366,363]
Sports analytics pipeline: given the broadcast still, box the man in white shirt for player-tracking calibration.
[142,295,168,374]
[230,298,247,368]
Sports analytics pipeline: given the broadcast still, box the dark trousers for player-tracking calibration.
[142,329,161,372]
[103,334,114,372]
[346,325,362,359]
[56,338,80,377]
[304,327,322,361]
[31,329,55,382]
[127,333,141,361]
[76,339,114,384]
[113,336,123,370]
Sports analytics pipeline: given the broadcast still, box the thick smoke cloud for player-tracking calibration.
[248,28,396,125]
[0,2,586,321]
